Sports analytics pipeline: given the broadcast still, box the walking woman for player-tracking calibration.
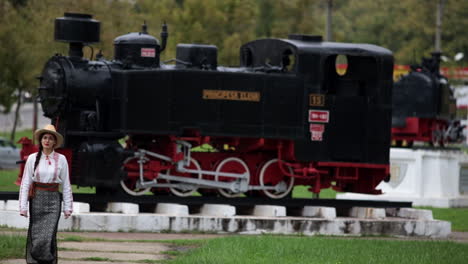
[19,124,73,264]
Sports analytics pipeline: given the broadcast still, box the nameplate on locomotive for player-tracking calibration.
[203,89,260,102]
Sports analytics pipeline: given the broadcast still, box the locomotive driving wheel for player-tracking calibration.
[120,157,152,196]
[259,159,295,199]
[167,158,202,197]
[215,157,250,198]
[120,178,152,196]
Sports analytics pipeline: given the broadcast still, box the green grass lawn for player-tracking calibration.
[0,129,34,147]
[0,169,20,192]
[164,235,468,264]
[0,234,26,260]
[0,169,94,193]
[293,185,339,199]
[418,207,468,232]
[1,233,467,263]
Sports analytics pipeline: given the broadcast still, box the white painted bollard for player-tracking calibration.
[253,205,286,217]
[302,206,336,219]
[398,208,433,220]
[350,207,385,219]
[155,203,189,216]
[72,202,90,213]
[5,200,19,211]
[200,204,236,217]
[106,202,139,214]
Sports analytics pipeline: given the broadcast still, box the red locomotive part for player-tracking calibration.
[391,117,448,147]
[120,134,389,199]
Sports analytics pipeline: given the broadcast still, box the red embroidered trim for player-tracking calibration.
[53,152,59,182]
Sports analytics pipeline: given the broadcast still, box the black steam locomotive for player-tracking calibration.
[26,13,394,198]
[392,52,464,147]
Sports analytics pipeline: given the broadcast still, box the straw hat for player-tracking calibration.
[34,124,64,148]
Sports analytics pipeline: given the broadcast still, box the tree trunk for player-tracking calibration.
[10,88,22,142]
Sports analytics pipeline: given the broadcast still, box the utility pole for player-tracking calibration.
[325,0,333,41]
[435,0,447,52]
[33,98,38,141]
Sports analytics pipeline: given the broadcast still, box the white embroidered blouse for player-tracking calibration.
[19,151,73,213]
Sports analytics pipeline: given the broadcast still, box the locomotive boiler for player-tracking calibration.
[29,13,394,198]
[392,52,464,147]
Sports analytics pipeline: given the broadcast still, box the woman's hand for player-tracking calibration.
[20,210,28,218]
[64,211,72,219]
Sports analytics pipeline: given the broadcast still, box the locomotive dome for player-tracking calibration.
[114,25,160,67]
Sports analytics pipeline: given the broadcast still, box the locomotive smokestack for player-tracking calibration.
[430,51,442,74]
[54,13,100,59]
[159,22,168,54]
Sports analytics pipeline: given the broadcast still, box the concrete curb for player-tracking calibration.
[0,210,451,238]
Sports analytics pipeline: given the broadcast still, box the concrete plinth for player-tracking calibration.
[302,206,336,219]
[338,148,468,208]
[106,203,139,214]
[155,203,189,216]
[0,209,451,238]
[5,200,19,211]
[397,208,433,220]
[200,204,236,217]
[72,202,90,213]
[350,207,385,219]
[253,205,286,217]
[0,201,4,211]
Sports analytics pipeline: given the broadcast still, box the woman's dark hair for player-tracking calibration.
[33,133,56,173]
[33,144,43,173]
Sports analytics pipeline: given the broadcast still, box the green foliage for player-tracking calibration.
[0,234,26,260]
[165,235,468,264]
[1,0,468,137]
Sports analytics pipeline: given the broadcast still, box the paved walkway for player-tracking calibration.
[0,232,222,264]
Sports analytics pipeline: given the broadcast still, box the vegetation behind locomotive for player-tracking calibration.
[32,13,394,198]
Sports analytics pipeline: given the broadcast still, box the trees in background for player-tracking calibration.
[0,0,467,136]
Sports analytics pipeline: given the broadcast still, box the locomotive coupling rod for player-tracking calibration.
[176,162,248,179]
[248,181,287,192]
[157,173,248,193]
[137,149,172,162]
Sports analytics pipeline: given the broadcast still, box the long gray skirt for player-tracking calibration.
[26,190,61,264]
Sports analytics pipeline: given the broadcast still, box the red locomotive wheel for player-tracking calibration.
[215,157,250,198]
[259,159,295,199]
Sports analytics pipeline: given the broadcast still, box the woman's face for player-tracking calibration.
[41,133,56,151]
